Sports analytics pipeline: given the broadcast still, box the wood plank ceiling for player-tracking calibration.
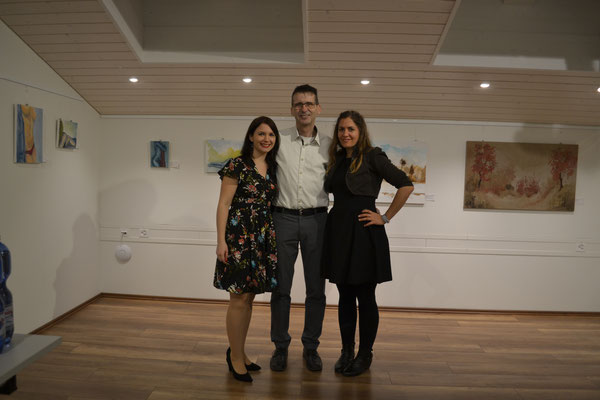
[1,0,599,126]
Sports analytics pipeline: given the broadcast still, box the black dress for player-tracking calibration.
[321,157,393,285]
[213,157,278,294]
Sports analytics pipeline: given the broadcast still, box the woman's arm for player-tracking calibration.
[360,149,414,226]
[216,176,238,263]
[359,185,413,226]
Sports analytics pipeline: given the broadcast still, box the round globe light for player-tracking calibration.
[115,244,132,263]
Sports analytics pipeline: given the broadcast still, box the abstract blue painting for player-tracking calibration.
[151,141,169,168]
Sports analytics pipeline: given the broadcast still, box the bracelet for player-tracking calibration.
[381,214,390,224]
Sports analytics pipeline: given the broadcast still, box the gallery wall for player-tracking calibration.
[0,21,102,333]
[99,115,600,312]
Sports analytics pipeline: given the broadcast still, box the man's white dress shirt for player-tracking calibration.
[275,126,331,209]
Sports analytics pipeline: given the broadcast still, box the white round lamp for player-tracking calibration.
[115,244,132,263]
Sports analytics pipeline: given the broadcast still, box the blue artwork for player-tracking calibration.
[151,141,169,168]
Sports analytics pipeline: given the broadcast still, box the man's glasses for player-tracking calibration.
[293,102,317,110]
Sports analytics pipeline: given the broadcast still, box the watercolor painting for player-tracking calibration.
[15,104,43,164]
[205,139,243,172]
[150,141,170,168]
[464,141,578,211]
[375,142,428,204]
[56,119,77,149]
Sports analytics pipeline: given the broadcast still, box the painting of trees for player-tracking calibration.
[472,143,496,189]
[464,141,578,211]
[549,147,577,190]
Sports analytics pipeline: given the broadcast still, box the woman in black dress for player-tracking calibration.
[322,110,414,377]
[214,116,280,382]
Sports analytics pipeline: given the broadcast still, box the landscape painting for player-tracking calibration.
[205,139,242,173]
[375,142,427,204]
[15,104,43,163]
[464,141,578,211]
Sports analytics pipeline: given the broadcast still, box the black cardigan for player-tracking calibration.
[324,147,413,197]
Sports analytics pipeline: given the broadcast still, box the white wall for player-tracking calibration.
[99,116,600,312]
[0,21,102,333]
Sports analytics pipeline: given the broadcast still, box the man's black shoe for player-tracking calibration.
[270,348,288,371]
[302,348,323,371]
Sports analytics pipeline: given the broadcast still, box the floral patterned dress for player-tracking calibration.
[213,157,278,294]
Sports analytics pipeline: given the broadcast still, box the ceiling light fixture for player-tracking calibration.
[242,77,252,83]
[361,80,370,85]
[129,77,138,83]
[597,87,600,93]
[480,82,490,88]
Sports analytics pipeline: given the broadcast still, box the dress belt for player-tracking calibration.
[273,206,327,216]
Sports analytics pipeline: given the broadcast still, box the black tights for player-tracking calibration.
[336,282,378,352]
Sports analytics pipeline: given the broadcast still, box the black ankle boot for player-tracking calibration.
[342,349,373,377]
[334,343,355,373]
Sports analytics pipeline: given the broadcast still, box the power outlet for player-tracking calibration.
[139,229,149,238]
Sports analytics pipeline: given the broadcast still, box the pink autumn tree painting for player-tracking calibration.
[549,148,577,191]
[464,142,578,211]
[472,143,496,189]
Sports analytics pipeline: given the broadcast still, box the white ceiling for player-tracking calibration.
[1,0,599,126]
[104,0,305,63]
[435,0,600,71]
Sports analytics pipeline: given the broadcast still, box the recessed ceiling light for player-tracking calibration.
[361,80,370,85]
[129,77,138,83]
[242,77,252,83]
[597,87,600,93]
[480,82,490,88]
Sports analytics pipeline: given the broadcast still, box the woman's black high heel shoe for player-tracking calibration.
[226,347,261,371]
[245,361,261,371]
[226,348,253,382]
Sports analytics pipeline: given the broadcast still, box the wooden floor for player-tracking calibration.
[11,297,600,400]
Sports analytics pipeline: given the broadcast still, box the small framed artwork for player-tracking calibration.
[15,104,44,164]
[205,139,242,172]
[375,142,428,205]
[150,141,170,168]
[56,119,78,149]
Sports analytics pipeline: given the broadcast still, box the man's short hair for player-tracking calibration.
[291,84,319,106]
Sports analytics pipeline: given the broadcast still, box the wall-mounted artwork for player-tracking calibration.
[205,139,242,172]
[464,141,578,211]
[150,141,169,168]
[56,119,77,149]
[375,142,428,204]
[15,104,43,164]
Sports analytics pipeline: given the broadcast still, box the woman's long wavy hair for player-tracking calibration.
[240,116,280,173]
[327,110,372,174]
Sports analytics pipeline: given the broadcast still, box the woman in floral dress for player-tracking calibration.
[214,116,280,382]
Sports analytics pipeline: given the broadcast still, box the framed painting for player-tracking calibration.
[150,141,170,168]
[375,142,428,204]
[205,139,242,173]
[464,141,578,211]
[15,104,43,164]
[56,119,78,149]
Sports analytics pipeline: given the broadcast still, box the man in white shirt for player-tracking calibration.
[270,84,331,372]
